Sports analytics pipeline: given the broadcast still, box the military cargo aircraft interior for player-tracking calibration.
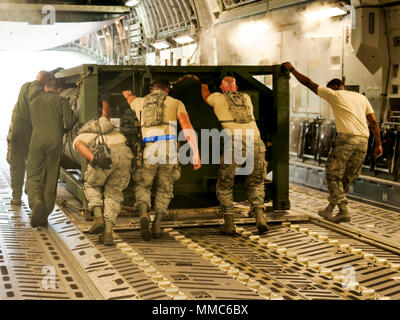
[1,0,400,304]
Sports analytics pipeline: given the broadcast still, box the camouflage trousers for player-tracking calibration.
[83,144,133,225]
[133,160,181,213]
[216,139,267,214]
[326,133,368,205]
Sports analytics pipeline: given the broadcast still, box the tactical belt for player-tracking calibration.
[142,134,176,143]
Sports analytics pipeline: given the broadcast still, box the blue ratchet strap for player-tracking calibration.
[142,134,177,143]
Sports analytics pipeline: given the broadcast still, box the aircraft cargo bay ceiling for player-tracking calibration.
[1,0,399,56]
[2,0,400,62]
[0,0,359,51]
[0,0,130,50]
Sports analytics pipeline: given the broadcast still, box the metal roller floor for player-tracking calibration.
[0,176,97,299]
[290,185,400,250]
[1,165,399,299]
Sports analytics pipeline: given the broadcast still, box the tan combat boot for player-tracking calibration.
[326,202,351,223]
[254,207,268,234]
[10,198,21,206]
[90,206,104,234]
[220,214,236,235]
[152,211,165,238]
[99,221,114,246]
[318,202,335,219]
[137,203,152,241]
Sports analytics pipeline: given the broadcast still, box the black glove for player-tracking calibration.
[91,153,112,170]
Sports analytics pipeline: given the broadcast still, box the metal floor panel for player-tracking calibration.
[289,185,400,249]
[0,178,95,299]
[87,234,170,300]
[117,231,265,300]
[178,226,361,300]
[0,165,141,300]
[54,181,400,300]
[1,157,400,300]
[48,209,140,300]
[242,223,400,299]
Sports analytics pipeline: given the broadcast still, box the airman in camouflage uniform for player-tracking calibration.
[123,79,200,241]
[74,102,133,245]
[202,77,268,235]
[282,62,383,223]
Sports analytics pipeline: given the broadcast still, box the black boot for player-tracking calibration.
[326,202,350,223]
[152,212,165,238]
[137,203,151,241]
[318,202,335,219]
[31,199,48,228]
[254,207,268,234]
[220,214,236,235]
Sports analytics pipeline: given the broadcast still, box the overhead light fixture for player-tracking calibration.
[173,35,195,45]
[303,6,347,20]
[237,21,271,35]
[152,41,170,50]
[125,0,140,7]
